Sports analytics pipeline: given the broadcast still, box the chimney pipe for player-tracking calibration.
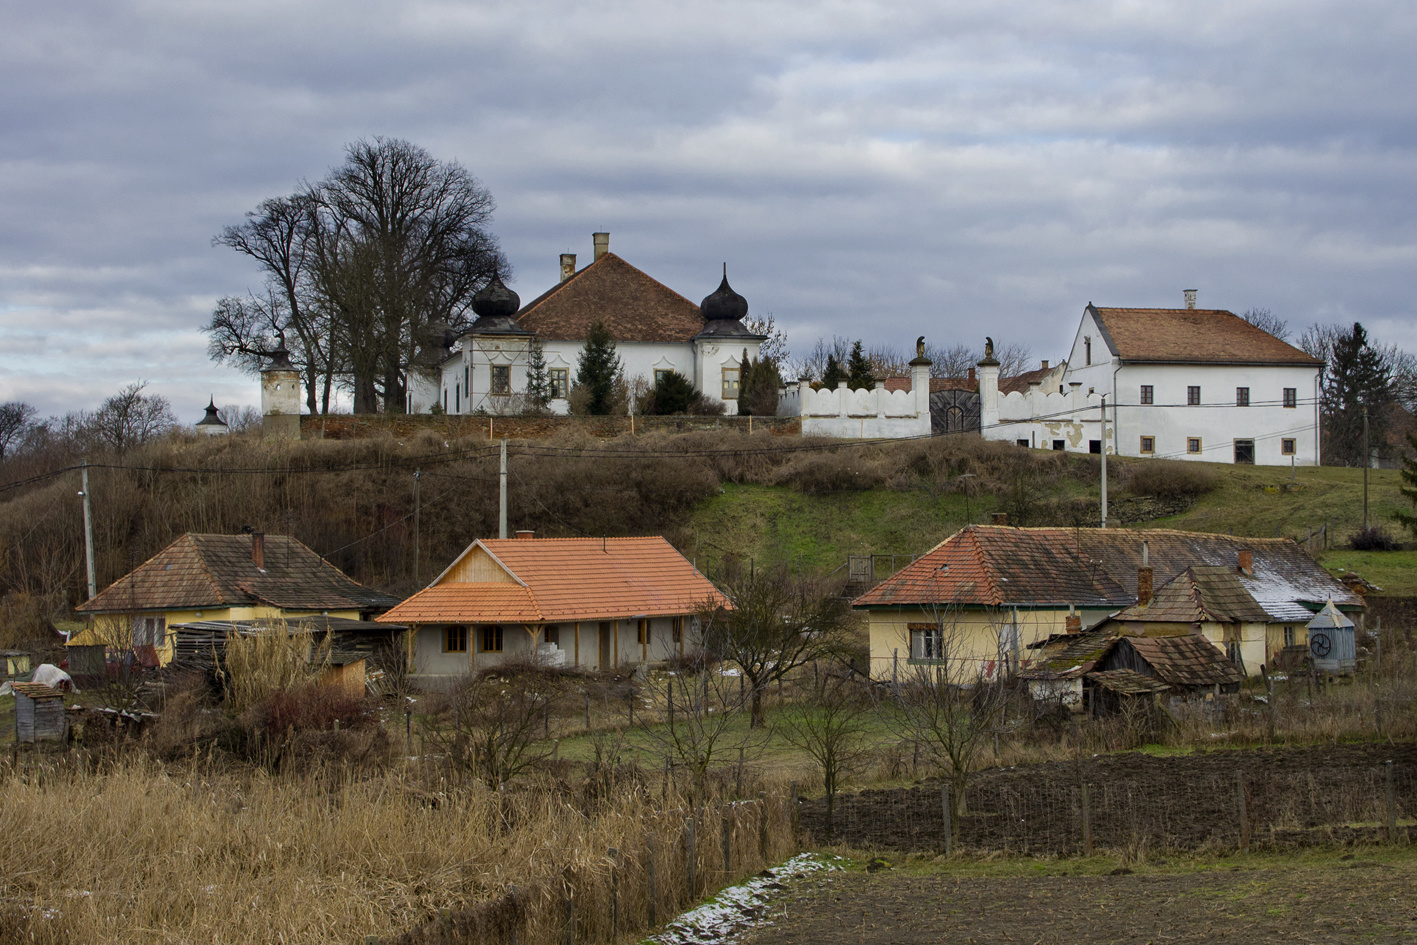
[991,512,1008,526]
[1041,359,1049,370]
[516,530,535,540]
[1142,540,1149,567]
[1183,288,1197,309]
[967,367,976,381]
[1137,566,1153,606]
[592,232,609,262]
[559,254,576,283]
[251,531,265,569]
[1238,549,1253,575]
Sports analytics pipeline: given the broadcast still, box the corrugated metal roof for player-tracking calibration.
[378,536,728,625]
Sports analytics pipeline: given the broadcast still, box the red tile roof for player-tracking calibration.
[378,536,727,625]
[76,534,399,615]
[514,254,706,343]
[1090,306,1321,366]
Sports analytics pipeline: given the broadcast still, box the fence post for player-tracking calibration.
[789,781,801,842]
[647,837,658,928]
[562,883,575,945]
[757,791,769,863]
[405,710,411,751]
[1081,782,1092,857]
[507,884,521,945]
[736,746,745,797]
[1236,772,1249,853]
[609,847,619,938]
[585,691,590,730]
[722,810,733,876]
[1386,761,1397,844]
[941,782,953,857]
[686,815,697,901]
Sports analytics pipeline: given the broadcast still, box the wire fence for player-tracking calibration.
[801,750,1417,856]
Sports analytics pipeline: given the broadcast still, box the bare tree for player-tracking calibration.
[1240,307,1290,341]
[87,382,177,453]
[700,564,858,728]
[779,671,873,838]
[422,670,564,786]
[922,341,1035,379]
[879,605,1014,832]
[743,313,789,365]
[0,401,37,461]
[637,664,757,801]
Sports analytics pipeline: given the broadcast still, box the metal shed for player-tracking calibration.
[1306,600,1356,674]
[11,681,66,743]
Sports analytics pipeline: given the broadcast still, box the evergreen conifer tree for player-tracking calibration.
[821,354,845,388]
[1322,322,1393,466]
[738,349,783,417]
[846,340,874,390]
[1394,434,1417,539]
[575,321,623,415]
[524,338,552,414]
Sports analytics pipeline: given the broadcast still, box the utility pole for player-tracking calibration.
[1099,394,1108,529]
[499,438,509,540]
[412,468,421,585]
[1362,406,1370,531]
[80,460,97,601]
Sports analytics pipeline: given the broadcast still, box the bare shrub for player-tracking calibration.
[218,622,330,713]
[1122,460,1220,499]
[421,670,567,786]
[767,450,888,494]
[1349,526,1399,551]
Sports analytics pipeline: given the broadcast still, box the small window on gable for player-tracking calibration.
[1140,385,1154,405]
[444,626,468,653]
[1140,436,1155,454]
[491,365,511,395]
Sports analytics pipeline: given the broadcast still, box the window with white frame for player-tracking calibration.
[721,366,740,399]
[909,623,945,661]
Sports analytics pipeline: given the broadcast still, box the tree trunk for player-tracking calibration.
[750,686,766,728]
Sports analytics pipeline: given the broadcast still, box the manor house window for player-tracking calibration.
[491,365,511,395]
[1283,387,1297,408]
[722,367,740,400]
[1188,386,1201,406]
[1140,385,1154,405]
[549,368,568,400]
[1236,387,1250,406]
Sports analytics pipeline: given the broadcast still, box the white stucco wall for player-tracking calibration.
[788,363,932,439]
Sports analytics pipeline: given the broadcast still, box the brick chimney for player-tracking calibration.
[516,530,535,540]
[251,531,265,569]
[1238,549,1253,576]
[1041,359,1049,370]
[1184,288,1197,309]
[991,512,1008,526]
[968,367,976,381]
[1065,613,1082,634]
[593,232,609,261]
[559,253,576,283]
[1137,566,1153,605]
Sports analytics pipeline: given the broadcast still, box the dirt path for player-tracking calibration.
[740,857,1417,944]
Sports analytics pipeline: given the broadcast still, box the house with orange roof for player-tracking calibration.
[377,533,728,681]
[979,291,1323,465]
[407,232,764,416]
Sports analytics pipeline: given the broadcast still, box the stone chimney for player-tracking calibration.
[593,232,610,262]
[251,531,265,569]
[559,254,576,283]
[1137,566,1153,606]
[991,512,1008,526]
[1238,549,1253,576]
[516,530,535,540]
[1184,288,1197,309]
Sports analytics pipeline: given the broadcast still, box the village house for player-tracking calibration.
[979,292,1324,465]
[69,532,399,668]
[853,524,1361,683]
[407,232,764,417]
[376,534,728,684]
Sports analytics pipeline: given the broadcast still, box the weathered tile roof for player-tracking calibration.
[1085,668,1171,695]
[855,526,1358,621]
[76,534,400,615]
[513,253,706,344]
[1024,627,1118,678]
[1114,566,1273,624]
[1089,306,1322,366]
[9,681,62,700]
[378,536,727,625]
[1119,635,1245,688]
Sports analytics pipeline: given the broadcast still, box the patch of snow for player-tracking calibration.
[645,853,841,945]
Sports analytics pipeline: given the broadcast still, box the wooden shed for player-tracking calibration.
[11,682,66,743]
[1,650,32,680]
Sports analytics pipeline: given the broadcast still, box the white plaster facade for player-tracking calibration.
[779,358,933,438]
[981,304,1323,466]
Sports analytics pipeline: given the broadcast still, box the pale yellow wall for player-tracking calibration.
[73,605,362,666]
[440,546,516,584]
[1264,624,1305,663]
[866,605,1106,682]
[1192,621,1268,678]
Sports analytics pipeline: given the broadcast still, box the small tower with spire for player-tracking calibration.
[260,341,302,440]
[195,398,229,436]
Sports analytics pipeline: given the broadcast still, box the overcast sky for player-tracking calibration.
[3,0,1415,421]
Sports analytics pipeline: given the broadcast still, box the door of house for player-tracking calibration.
[1234,439,1255,464]
[598,621,612,669]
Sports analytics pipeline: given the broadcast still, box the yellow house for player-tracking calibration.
[854,525,1362,683]
[71,532,398,666]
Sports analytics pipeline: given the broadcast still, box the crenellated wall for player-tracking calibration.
[778,359,932,438]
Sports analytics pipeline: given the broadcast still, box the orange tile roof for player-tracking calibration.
[514,254,706,343]
[378,536,727,625]
[1090,306,1322,366]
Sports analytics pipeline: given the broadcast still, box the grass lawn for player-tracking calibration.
[1318,549,1417,595]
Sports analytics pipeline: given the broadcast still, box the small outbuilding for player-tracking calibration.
[1306,600,1355,674]
[1,650,32,681]
[11,681,66,743]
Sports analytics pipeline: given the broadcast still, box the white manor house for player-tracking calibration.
[974,294,1323,467]
[409,232,764,416]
